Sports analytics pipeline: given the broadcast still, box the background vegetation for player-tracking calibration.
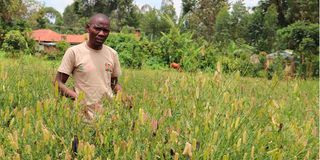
[0,0,318,158]
[0,0,318,78]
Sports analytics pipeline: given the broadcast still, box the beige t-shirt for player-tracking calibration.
[58,42,121,105]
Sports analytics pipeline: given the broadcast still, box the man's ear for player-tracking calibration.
[85,23,90,32]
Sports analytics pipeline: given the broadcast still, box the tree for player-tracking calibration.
[62,3,85,34]
[286,0,319,24]
[214,5,231,46]
[258,0,288,26]
[160,0,177,21]
[2,30,28,56]
[73,0,140,32]
[229,0,249,41]
[73,0,117,17]
[246,8,264,50]
[0,0,42,45]
[110,0,141,31]
[181,0,196,16]
[276,21,318,53]
[257,0,319,26]
[182,0,228,41]
[139,8,162,39]
[276,21,319,78]
[0,0,27,23]
[263,4,278,52]
[158,15,203,71]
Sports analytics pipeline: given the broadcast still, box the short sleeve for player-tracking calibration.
[112,52,121,77]
[58,48,75,75]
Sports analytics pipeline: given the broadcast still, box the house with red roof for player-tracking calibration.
[31,29,86,52]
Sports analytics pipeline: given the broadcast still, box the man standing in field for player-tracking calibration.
[54,13,122,120]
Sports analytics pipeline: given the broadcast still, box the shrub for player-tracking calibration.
[158,15,203,72]
[23,29,37,55]
[107,33,146,68]
[1,30,27,57]
[277,21,319,78]
[56,41,70,53]
[120,25,135,34]
[276,21,318,54]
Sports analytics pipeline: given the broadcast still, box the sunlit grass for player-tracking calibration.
[0,56,318,159]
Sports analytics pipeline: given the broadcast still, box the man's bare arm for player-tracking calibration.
[54,72,77,100]
[111,77,122,94]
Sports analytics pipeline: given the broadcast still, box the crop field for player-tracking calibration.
[0,56,319,159]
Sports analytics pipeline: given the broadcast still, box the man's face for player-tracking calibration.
[87,17,110,47]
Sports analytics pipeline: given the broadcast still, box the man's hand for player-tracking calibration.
[113,84,122,94]
[111,77,122,94]
[54,72,77,100]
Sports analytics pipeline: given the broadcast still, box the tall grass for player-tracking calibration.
[0,56,318,159]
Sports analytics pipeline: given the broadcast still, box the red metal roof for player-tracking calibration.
[64,34,85,44]
[32,29,85,44]
[32,29,62,42]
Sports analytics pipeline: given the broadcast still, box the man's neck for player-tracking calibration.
[87,41,103,50]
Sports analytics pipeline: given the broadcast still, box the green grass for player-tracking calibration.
[0,56,318,159]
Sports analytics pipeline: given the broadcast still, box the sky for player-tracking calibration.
[43,0,260,16]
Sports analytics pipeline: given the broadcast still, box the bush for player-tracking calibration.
[1,30,27,57]
[276,21,318,54]
[277,21,319,78]
[158,16,203,72]
[120,25,135,34]
[56,41,70,53]
[107,33,146,68]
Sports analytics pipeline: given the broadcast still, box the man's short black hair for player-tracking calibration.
[86,13,109,28]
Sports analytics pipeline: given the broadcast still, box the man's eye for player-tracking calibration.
[93,27,109,33]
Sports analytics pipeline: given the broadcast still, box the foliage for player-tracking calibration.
[120,25,135,34]
[139,8,173,40]
[73,0,118,17]
[276,21,319,54]
[286,0,319,24]
[109,1,141,31]
[56,41,70,53]
[45,41,70,60]
[0,0,318,78]
[229,1,249,42]
[23,29,37,55]
[264,4,279,52]
[218,41,257,76]
[63,4,80,28]
[160,0,177,21]
[214,5,231,46]
[0,57,318,159]
[73,0,140,32]
[33,7,63,30]
[245,7,264,49]
[0,0,39,23]
[246,4,279,53]
[159,15,203,72]
[182,0,228,41]
[107,33,145,68]
[1,30,28,56]
[181,0,196,16]
[276,21,319,77]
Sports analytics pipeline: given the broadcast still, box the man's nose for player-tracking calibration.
[97,30,108,36]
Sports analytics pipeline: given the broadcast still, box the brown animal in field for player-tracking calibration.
[170,63,182,72]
